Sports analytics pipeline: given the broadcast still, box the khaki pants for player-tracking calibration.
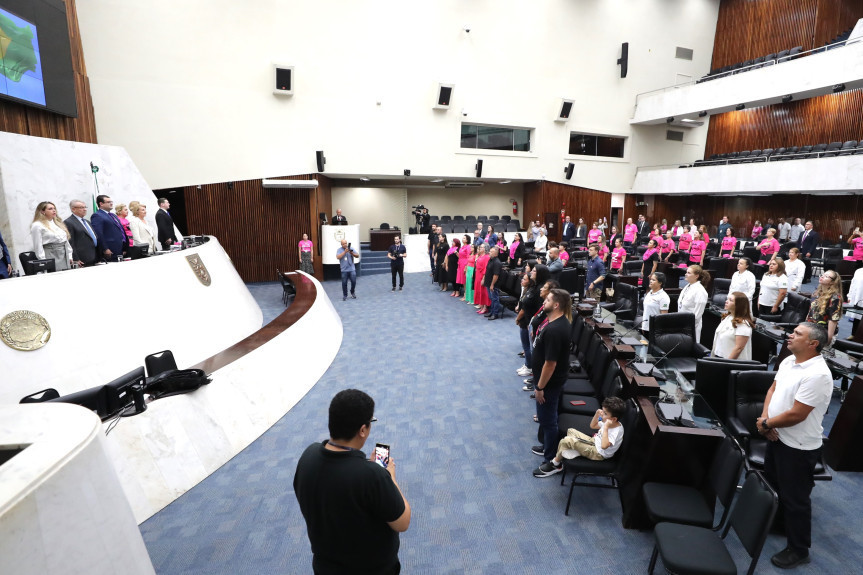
[556,429,605,461]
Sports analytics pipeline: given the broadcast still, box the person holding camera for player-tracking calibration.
[337,239,359,301]
[388,235,406,291]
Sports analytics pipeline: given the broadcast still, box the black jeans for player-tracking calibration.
[391,263,404,288]
[763,439,820,551]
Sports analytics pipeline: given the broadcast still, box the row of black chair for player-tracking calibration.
[435,220,520,234]
[690,141,863,167]
[697,46,802,83]
[432,215,513,223]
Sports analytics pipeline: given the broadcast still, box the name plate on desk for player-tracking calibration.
[594,322,614,335]
[614,344,636,359]
[576,304,594,316]
[633,375,659,395]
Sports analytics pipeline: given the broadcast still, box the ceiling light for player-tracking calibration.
[832,83,846,93]
[359,177,370,182]
[499,180,511,184]
[430,178,443,183]
[782,94,793,103]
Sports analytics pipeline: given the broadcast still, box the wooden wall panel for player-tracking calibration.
[523,181,612,242]
[711,0,862,70]
[631,193,863,244]
[184,174,329,283]
[704,88,863,157]
[0,0,97,143]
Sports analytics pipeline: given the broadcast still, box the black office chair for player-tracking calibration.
[694,357,765,425]
[145,350,179,379]
[648,471,777,575]
[643,437,745,530]
[599,281,638,326]
[759,290,811,325]
[20,388,61,403]
[559,398,639,515]
[379,222,390,229]
[561,361,622,416]
[648,312,709,378]
[710,277,731,307]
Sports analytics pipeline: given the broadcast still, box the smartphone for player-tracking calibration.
[374,443,390,468]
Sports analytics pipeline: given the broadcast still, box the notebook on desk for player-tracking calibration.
[633,363,667,380]
[621,337,645,346]
[656,402,696,427]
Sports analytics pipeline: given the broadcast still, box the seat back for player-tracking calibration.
[694,358,766,422]
[726,471,778,573]
[614,282,639,322]
[558,268,580,295]
[145,350,179,378]
[20,388,61,403]
[780,291,811,324]
[729,370,776,434]
[576,324,594,364]
[571,314,585,349]
[649,312,696,357]
[711,277,732,307]
[379,223,390,229]
[710,438,745,513]
[598,361,623,401]
[622,260,642,276]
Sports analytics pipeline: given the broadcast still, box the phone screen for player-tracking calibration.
[374,443,390,468]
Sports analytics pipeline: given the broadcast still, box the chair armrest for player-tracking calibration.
[726,416,750,439]
[833,339,863,354]
[693,343,710,358]
[759,314,782,322]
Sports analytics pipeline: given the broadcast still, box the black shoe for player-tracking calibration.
[771,547,810,569]
[392,287,396,292]
[529,393,536,398]
[533,461,563,478]
[531,445,544,456]
[342,296,347,301]
[399,286,403,290]
[523,377,534,385]
[523,384,534,392]
[488,315,499,321]
[350,294,357,299]
[518,351,525,357]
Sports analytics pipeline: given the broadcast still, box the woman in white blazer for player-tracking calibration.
[128,204,159,254]
[30,201,73,270]
[678,264,710,340]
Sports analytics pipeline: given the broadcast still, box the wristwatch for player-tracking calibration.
[760,418,770,430]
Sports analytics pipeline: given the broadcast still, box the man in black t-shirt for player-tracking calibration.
[484,246,504,320]
[427,225,439,275]
[531,289,574,477]
[388,235,407,291]
[294,390,411,574]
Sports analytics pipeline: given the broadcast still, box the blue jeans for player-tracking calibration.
[536,385,562,462]
[341,270,357,297]
[519,326,532,368]
[489,287,502,317]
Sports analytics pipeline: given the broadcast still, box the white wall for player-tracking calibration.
[75,0,720,194]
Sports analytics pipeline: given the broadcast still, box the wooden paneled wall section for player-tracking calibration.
[184,175,332,283]
[523,181,611,243]
[0,0,97,143]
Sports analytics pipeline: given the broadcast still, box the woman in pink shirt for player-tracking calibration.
[660,219,668,234]
[473,246,491,313]
[559,242,571,266]
[751,220,763,239]
[845,228,863,261]
[587,223,603,245]
[609,237,627,273]
[649,224,661,243]
[756,228,780,264]
[678,229,693,254]
[698,225,710,243]
[456,235,472,295]
[660,232,677,262]
[298,233,314,274]
[688,232,706,266]
[623,218,637,245]
[719,227,737,258]
[597,241,609,264]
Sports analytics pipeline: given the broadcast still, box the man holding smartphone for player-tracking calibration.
[294,389,411,574]
[337,239,359,301]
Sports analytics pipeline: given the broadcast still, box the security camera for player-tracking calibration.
[464,25,471,33]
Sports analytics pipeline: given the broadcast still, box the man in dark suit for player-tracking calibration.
[331,209,348,225]
[0,227,11,278]
[561,216,575,243]
[90,195,128,261]
[156,197,178,249]
[636,214,649,238]
[799,221,820,258]
[64,199,99,266]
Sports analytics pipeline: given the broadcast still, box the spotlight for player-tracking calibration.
[404,169,411,177]
[666,117,675,123]
[832,83,846,93]
[698,110,708,117]
[735,104,745,111]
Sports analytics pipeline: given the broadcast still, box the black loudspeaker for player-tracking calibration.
[565,163,575,180]
[319,212,327,223]
[316,151,326,172]
[437,85,453,107]
[558,100,573,121]
[475,159,483,178]
[276,67,292,91]
[617,42,629,78]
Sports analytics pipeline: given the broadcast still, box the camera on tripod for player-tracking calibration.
[410,204,426,216]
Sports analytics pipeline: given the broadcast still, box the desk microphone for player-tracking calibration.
[652,342,681,368]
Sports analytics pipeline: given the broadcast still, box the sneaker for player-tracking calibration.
[522,384,535,392]
[342,296,347,301]
[533,461,563,478]
[391,287,396,292]
[531,445,545,456]
[523,377,534,385]
[517,366,531,376]
[350,294,357,299]
[518,351,525,357]
[771,547,810,569]
[561,449,581,460]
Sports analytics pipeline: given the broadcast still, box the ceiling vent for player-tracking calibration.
[445,181,484,188]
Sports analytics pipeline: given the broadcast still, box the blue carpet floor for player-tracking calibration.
[140,272,863,574]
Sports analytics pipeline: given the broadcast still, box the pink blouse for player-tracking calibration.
[689,240,706,260]
[721,236,737,253]
[624,224,637,242]
[299,239,313,252]
[751,226,763,239]
[759,238,779,257]
[587,229,602,244]
[610,247,627,270]
[660,238,676,254]
[560,250,570,263]
[678,233,693,251]
[851,237,863,260]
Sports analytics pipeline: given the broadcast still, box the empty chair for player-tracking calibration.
[505,222,518,232]
[729,151,750,164]
[757,148,772,161]
[788,45,803,58]
[740,150,761,163]
[821,141,844,157]
[762,53,776,66]
[648,312,710,379]
[769,146,786,161]
[500,215,511,222]
[710,277,731,307]
[776,48,790,61]
[145,350,178,378]
[488,215,499,222]
[837,140,858,156]
[493,222,506,233]
[452,215,464,221]
[808,143,827,158]
[476,215,488,221]
[379,222,390,229]
[440,215,451,222]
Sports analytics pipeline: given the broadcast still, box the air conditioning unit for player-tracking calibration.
[445,181,484,188]
[262,179,319,188]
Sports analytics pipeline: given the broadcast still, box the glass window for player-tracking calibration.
[569,133,625,158]
[461,124,531,152]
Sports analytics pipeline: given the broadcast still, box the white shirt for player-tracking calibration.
[642,289,670,331]
[678,281,709,340]
[711,316,752,360]
[729,270,756,303]
[789,224,804,242]
[30,220,72,261]
[128,216,159,254]
[594,423,624,458]
[534,234,547,253]
[758,273,788,309]
[785,258,805,292]
[848,267,863,307]
[778,222,791,240]
[769,354,833,450]
[671,226,684,237]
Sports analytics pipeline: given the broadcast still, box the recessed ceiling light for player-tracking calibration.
[359,177,370,182]
[430,178,444,183]
[499,180,511,184]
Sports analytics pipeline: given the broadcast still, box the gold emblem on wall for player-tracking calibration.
[334,229,345,242]
[185,253,212,286]
[0,310,51,351]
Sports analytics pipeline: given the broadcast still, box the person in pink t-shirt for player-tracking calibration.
[719,227,737,259]
[756,228,780,264]
[298,233,314,274]
[688,232,706,266]
[698,225,710,244]
[845,228,863,261]
[649,224,661,243]
[678,230,693,256]
[596,241,609,264]
[660,232,677,262]
[587,223,603,245]
[609,237,627,272]
[623,218,637,245]
[751,221,763,239]
[559,242,571,266]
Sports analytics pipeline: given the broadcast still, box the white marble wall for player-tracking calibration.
[632,41,863,124]
[0,403,154,575]
[0,237,262,404]
[102,271,343,522]
[0,132,180,270]
[632,155,863,195]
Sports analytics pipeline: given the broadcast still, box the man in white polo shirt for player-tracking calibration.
[757,322,832,569]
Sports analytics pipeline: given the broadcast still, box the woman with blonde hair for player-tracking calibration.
[115,203,134,250]
[808,270,843,343]
[128,203,159,254]
[30,201,72,270]
[712,291,754,360]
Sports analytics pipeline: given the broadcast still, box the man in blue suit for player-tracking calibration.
[0,227,12,278]
[90,195,128,261]
[561,216,575,243]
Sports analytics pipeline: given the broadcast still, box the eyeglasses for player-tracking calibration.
[368,416,378,425]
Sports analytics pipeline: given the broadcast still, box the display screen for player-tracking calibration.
[0,7,46,106]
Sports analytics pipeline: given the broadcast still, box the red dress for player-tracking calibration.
[473,254,491,306]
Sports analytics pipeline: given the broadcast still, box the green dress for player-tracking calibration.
[464,257,476,304]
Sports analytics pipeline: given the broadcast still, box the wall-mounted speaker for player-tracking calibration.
[617,42,629,78]
[273,64,294,96]
[434,84,455,109]
[475,159,483,178]
[556,99,574,122]
[316,151,326,172]
[564,163,575,180]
